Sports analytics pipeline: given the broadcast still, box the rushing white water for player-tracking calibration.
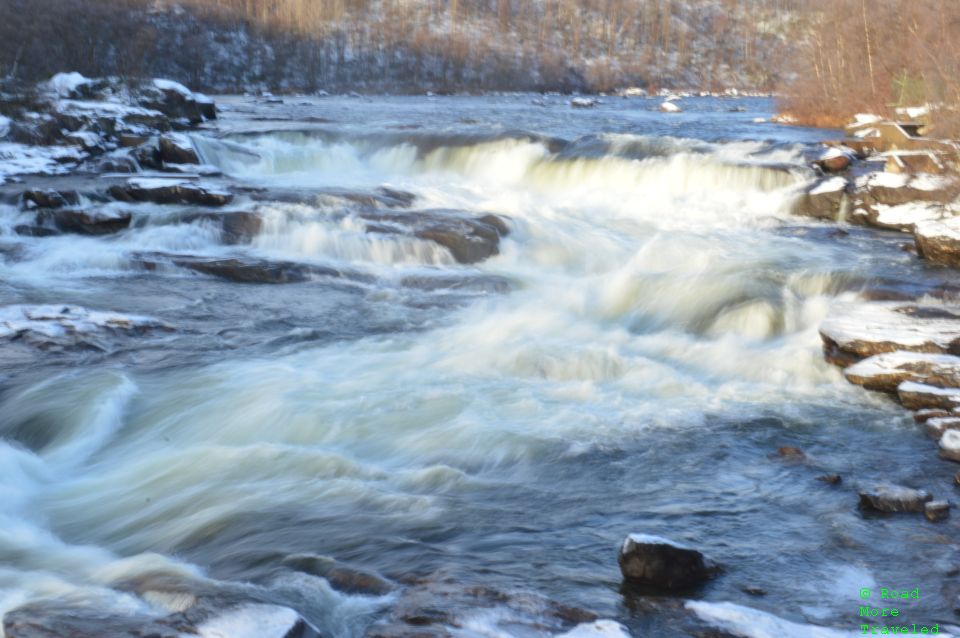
[0,97,953,637]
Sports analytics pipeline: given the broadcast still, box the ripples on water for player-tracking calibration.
[0,96,956,636]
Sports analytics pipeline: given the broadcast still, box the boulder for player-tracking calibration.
[158,133,200,165]
[925,500,950,522]
[849,171,960,230]
[109,178,233,207]
[618,534,717,591]
[660,101,681,113]
[940,429,960,462]
[571,97,599,109]
[814,147,853,173]
[21,189,81,209]
[858,483,932,513]
[38,208,132,235]
[250,186,416,210]
[791,177,847,221]
[843,351,960,393]
[914,217,960,268]
[138,78,217,125]
[898,381,960,410]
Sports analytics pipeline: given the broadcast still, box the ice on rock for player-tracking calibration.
[660,101,681,113]
[809,176,846,195]
[555,620,632,638]
[844,351,960,392]
[0,304,172,344]
[153,78,194,97]
[194,604,313,638]
[820,301,960,359]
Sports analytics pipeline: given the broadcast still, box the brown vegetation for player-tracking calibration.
[780,0,960,136]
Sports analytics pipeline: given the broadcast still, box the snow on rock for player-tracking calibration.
[843,351,960,392]
[898,380,960,411]
[856,171,910,190]
[939,429,960,462]
[0,304,172,348]
[924,416,960,438]
[153,78,194,97]
[0,142,82,184]
[570,97,599,109]
[915,216,960,267]
[194,604,316,638]
[45,71,94,98]
[555,620,632,638]
[809,176,847,196]
[858,483,933,513]
[660,101,681,113]
[685,601,862,638]
[853,113,883,125]
[819,301,960,364]
[871,202,945,231]
[109,177,233,206]
[815,147,853,172]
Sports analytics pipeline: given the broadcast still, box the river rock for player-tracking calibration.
[139,78,217,125]
[858,483,933,513]
[363,573,600,638]
[924,417,960,438]
[109,178,233,207]
[819,301,960,365]
[898,381,960,410]
[843,351,960,392]
[250,186,416,209]
[940,429,960,462]
[925,500,951,522]
[814,147,853,173]
[38,208,132,235]
[21,188,81,209]
[915,216,960,268]
[158,133,200,165]
[618,534,717,591]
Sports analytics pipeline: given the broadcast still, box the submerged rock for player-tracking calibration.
[179,211,263,244]
[618,534,717,591]
[363,573,603,638]
[915,217,960,268]
[858,483,933,513]
[281,554,394,596]
[109,178,233,207]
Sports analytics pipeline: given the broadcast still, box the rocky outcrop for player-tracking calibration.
[618,534,718,591]
[819,301,960,365]
[158,133,200,165]
[914,217,960,267]
[791,176,847,221]
[858,483,932,513]
[109,178,233,207]
[898,381,960,410]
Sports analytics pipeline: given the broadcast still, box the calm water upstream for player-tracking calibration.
[1,95,957,636]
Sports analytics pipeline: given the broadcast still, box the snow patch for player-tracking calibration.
[660,101,681,113]
[0,305,171,341]
[810,177,846,196]
[46,72,93,98]
[915,217,960,242]
[873,202,944,229]
[853,113,882,125]
[153,78,193,97]
[556,620,632,638]
[622,533,691,552]
[195,604,305,638]
[820,301,960,354]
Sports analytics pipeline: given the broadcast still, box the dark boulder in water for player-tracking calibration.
[38,208,132,235]
[179,210,264,244]
[131,252,371,285]
[281,553,394,596]
[109,178,233,207]
[618,534,718,591]
[158,133,200,165]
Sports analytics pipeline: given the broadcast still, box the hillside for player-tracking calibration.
[0,0,801,93]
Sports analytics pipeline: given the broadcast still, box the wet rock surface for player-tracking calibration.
[108,178,233,207]
[360,209,510,264]
[131,252,371,285]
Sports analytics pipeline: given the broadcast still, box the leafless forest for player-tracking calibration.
[0,0,958,129]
